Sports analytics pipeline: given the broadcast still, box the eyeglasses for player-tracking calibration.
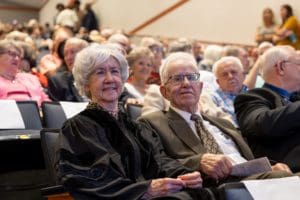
[166,72,200,84]
[282,60,300,66]
[0,50,21,58]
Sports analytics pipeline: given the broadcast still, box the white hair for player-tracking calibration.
[159,52,197,85]
[260,46,294,80]
[72,43,129,97]
[258,41,273,55]
[212,56,243,76]
[203,45,223,63]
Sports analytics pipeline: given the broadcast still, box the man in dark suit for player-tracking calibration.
[48,37,88,101]
[139,52,292,186]
[234,45,300,172]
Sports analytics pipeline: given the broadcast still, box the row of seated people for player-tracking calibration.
[2,29,300,199]
[48,44,300,199]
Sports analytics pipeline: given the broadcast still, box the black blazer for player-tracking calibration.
[48,71,83,102]
[139,108,254,171]
[234,87,300,172]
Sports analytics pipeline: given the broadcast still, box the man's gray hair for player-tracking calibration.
[260,46,294,80]
[159,52,197,85]
[212,56,243,76]
[72,43,129,97]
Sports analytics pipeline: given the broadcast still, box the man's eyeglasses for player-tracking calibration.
[166,72,200,84]
[0,50,21,58]
[282,60,300,66]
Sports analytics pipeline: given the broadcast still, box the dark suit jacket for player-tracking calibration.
[48,71,83,102]
[234,87,300,172]
[139,108,254,171]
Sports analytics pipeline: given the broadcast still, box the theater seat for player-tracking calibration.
[218,182,253,200]
[126,103,143,121]
[42,102,67,129]
[17,101,43,129]
[40,129,73,200]
[0,100,47,199]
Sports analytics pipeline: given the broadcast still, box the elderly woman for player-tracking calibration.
[0,40,50,106]
[56,44,208,200]
[125,47,154,101]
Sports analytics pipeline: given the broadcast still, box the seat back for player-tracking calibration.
[0,100,42,129]
[218,182,253,200]
[40,129,60,185]
[127,103,143,121]
[42,102,67,129]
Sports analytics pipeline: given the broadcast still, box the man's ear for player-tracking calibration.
[275,61,285,76]
[160,85,169,100]
[216,78,220,86]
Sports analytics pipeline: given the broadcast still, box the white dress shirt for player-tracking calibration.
[171,105,247,164]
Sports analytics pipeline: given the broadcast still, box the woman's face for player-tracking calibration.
[263,9,273,23]
[86,56,123,108]
[131,56,152,81]
[0,48,21,80]
[280,7,288,19]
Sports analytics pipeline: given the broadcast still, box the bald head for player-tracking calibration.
[261,46,300,92]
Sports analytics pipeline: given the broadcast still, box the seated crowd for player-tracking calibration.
[1,2,300,199]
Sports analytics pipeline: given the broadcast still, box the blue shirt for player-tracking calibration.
[263,83,291,104]
[212,85,248,127]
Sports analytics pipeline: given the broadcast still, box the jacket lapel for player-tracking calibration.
[167,109,206,154]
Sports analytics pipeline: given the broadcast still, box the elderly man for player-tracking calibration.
[139,52,292,186]
[211,56,247,126]
[234,46,300,172]
[48,37,88,101]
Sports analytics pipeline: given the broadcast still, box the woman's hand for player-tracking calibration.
[142,178,185,199]
[177,171,203,189]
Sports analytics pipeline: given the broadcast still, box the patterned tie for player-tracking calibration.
[190,114,222,154]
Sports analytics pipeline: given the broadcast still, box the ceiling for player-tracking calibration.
[1,0,48,9]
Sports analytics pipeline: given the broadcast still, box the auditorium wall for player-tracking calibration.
[40,0,300,45]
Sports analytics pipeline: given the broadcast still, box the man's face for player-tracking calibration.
[216,61,245,94]
[239,49,250,71]
[281,53,300,92]
[160,59,203,113]
[64,43,83,71]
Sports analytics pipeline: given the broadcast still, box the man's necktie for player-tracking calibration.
[190,114,222,154]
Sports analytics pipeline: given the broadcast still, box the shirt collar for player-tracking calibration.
[170,105,202,122]
[263,83,291,99]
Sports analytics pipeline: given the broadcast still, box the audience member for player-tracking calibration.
[140,37,164,85]
[139,52,292,187]
[211,56,247,126]
[39,27,73,76]
[199,45,223,71]
[124,47,153,101]
[235,46,300,172]
[107,33,131,54]
[0,40,50,106]
[192,40,203,64]
[255,8,277,44]
[55,3,79,32]
[81,2,99,31]
[273,4,300,50]
[56,44,209,200]
[167,38,193,55]
[48,37,88,101]
[54,3,65,25]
